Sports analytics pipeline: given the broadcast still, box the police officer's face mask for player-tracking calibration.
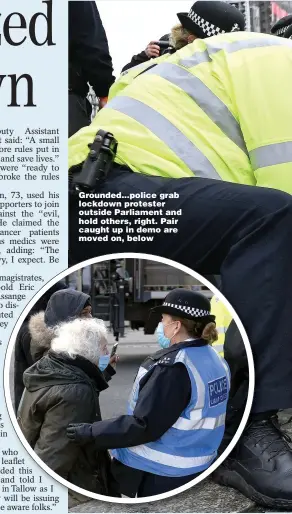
[156,321,177,348]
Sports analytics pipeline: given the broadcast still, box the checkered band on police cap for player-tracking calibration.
[271,14,292,38]
[187,9,241,37]
[275,25,290,36]
[163,302,210,317]
[187,9,225,36]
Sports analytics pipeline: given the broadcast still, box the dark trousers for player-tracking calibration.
[137,471,199,497]
[110,458,198,497]
[69,92,91,137]
[69,166,292,413]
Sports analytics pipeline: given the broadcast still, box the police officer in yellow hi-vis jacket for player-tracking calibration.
[69,25,292,508]
[109,2,245,100]
[210,296,232,357]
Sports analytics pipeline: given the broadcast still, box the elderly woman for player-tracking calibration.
[17,317,118,497]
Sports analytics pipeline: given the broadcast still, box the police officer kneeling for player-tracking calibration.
[67,289,230,497]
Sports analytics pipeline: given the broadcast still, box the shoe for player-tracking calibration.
[213,415,292,509]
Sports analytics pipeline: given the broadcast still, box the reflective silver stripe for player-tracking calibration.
[180,36,292,68]
[213,344,224,354]
[177,351,206,410]
[145,63,247,155]
[208,36,292,55]
[128,445,215,468]
[173,413,226,431]
[128,366,148,410]
[249,141,292,169]
[210,346,230,387]
[107,96,221,179]
[216,327,226,334]
[180,49,212,68]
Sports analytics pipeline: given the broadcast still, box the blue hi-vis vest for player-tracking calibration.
[111,343,230,477]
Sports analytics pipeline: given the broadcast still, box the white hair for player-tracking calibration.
[51,317,108,366]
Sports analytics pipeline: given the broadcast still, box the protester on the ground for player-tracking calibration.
[69,1,115,136]
[17,317,119,498]
[14,281,68,412]
[67,290,229,498]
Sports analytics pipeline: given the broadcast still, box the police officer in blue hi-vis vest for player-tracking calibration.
[67,289,230,498]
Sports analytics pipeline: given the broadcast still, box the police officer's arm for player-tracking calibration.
[89,363,192,449]
[69,1,115,97]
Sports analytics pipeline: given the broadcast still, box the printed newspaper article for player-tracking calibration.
[0,0,67,512]
[2,0,292,513]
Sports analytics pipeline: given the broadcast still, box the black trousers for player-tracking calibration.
[69,165,292,413]
[137,471,199,497]
[110,458,198,498]
[68,92,91,137]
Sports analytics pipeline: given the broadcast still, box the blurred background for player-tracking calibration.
[66,258,214,339]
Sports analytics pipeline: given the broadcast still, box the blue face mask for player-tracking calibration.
[98,354,110,371]
[156,321,177,349]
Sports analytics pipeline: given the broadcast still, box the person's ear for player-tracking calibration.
[187,34,196,44]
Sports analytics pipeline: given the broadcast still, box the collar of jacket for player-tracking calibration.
[152,338,208,361]
[48,351,108,392]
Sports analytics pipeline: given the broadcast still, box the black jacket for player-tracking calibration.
[18,351,114,495]
[69,1,115,97]
[121,51,150,73]
[121,47,174,73]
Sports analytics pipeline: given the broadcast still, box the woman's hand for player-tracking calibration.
[109,354,119,368]
[66,423,93,443]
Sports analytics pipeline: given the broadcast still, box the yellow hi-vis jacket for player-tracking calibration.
[69,31,292,195]
[108,54,170,101]
[211,296,232,357]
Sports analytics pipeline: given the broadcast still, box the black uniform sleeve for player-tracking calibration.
[69,1,115,97]
[121,51,150,73]
[90,363,191,449]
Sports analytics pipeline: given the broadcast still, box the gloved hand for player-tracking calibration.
[66,423,93,443]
